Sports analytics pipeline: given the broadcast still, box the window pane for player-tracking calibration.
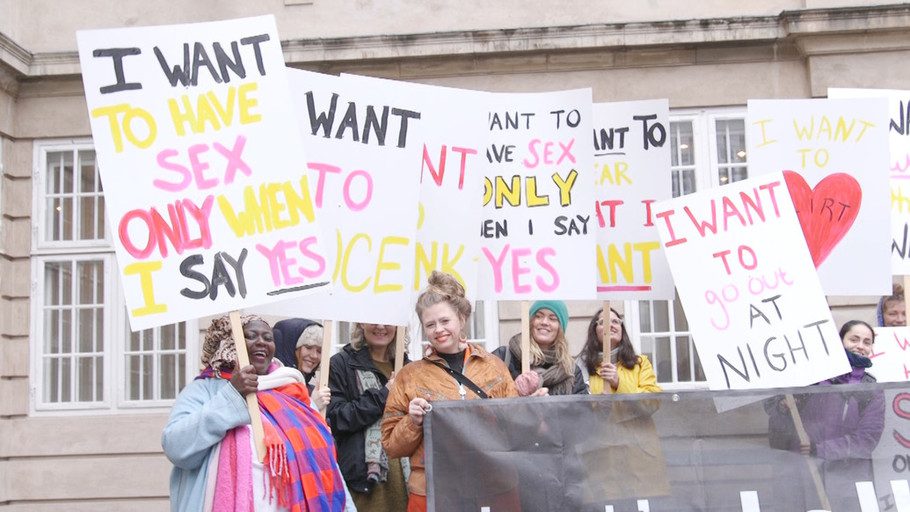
[653,301,669,332]
[77,356,95,402]
[731,166,748,183]
[671,122,694,166]
[639,301,652,332]
[127,355,141,400]
[161,354,176,399]
[716,119,746,164]
[673,298,688,331]
[676,335,692,381]
[161,324,175,350]
[654,336,672,382]
[45,149,105,243]
[40,258,104,405]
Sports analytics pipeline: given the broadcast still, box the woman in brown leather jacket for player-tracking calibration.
[381,270,518,512]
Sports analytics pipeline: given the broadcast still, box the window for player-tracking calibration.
[628,108,748,388]
[30,141,197,413]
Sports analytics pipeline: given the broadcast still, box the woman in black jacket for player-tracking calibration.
[327,323,410,511]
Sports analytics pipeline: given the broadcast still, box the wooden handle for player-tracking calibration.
[784,394,831,511]
[520,301,531,374]
[229,310,266,462]
[317,320,334,418]
[395,326,406,372]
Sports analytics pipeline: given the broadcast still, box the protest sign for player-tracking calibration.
[654,172,849,390]
[341,73,487,301]
[747,98,891,295]
[255,70,423,325]
[873,389,910,511]
[593,99,673,300]
[870,327,910,383]
[829,88,910,275]
[77,16,327,330]
[478,89,596,299]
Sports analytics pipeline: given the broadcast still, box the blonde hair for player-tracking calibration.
[415,271,472,330]
[528,319,574,375]
[350,323,404,360]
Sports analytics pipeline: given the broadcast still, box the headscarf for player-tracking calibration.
[201,314,266,374]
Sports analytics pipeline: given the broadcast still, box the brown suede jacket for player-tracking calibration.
[380,343,518,496]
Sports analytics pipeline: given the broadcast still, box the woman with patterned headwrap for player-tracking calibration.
[162,314,352,511]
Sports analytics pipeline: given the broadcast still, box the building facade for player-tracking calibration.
[1,1,907,508]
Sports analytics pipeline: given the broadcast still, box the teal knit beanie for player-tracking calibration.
[530,300,569,331]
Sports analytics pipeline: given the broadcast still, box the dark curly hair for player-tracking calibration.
[579,308,638,371]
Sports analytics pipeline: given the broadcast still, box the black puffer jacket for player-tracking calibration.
[326,343,410,493]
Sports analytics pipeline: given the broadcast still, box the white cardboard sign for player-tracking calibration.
[747,98,891,295]
[77,16,327,330]
[654,172,849,390]
[478,89,597,300]
[593,99,674,300]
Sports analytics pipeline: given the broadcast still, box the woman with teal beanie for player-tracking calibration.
[493,300,588,395]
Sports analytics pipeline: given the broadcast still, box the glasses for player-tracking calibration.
[596,317,623,327]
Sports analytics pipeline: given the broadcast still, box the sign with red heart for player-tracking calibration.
[783,170,862,268]
[748,98,891,296]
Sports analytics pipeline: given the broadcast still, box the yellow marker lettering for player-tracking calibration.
[552,170,577,206]
[414,241,438,291]
[168,95,201,137]
[494,175,521,208]
[124,261,167,317]
[341,233,371,292]
[375,236,407,293]
[753,118,778,147]
[525,176,549,207]
[440,243,465,285]
[91,104,130,153]
[633,241,660,283]
[238,82,262,125]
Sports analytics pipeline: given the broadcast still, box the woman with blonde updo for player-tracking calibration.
[381,271,518,512]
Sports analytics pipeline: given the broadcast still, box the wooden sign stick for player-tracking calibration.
[318,320,334,417]
[521,300,531,374]
[229,310,266,461]
[603,301,613,364]
[784,394,831,511]
[395,326,406,372]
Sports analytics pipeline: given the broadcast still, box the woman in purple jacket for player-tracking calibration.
[769,320,885,510]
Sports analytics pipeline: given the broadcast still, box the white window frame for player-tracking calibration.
[30,139,198,416]
[625,106,747,390]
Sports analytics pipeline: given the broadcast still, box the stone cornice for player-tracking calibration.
[2,3,910,78]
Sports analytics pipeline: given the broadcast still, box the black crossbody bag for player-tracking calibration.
[427,360,490,399]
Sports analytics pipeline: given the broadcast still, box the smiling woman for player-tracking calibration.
[381,271,518,512]
[493,300,588,396]
[161,314,349,511]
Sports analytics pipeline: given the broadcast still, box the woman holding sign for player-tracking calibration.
[768,320,885,511]
[382,271,518,512]
[576,308,661,394]
[162,315,349,512]
[494,300,588,395]
[327,323,411,511]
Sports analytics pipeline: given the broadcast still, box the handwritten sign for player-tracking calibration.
[747,98,891,295]
[829,88,910,275]
[341,74,487,301]
[593,99,673,299]
[869,327,910,382]
[478,89,596,299]
[77,16,327,330]
[654,172,849,390]
[255,70,423,325]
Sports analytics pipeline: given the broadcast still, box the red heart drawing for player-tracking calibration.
[783,170,862,268]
